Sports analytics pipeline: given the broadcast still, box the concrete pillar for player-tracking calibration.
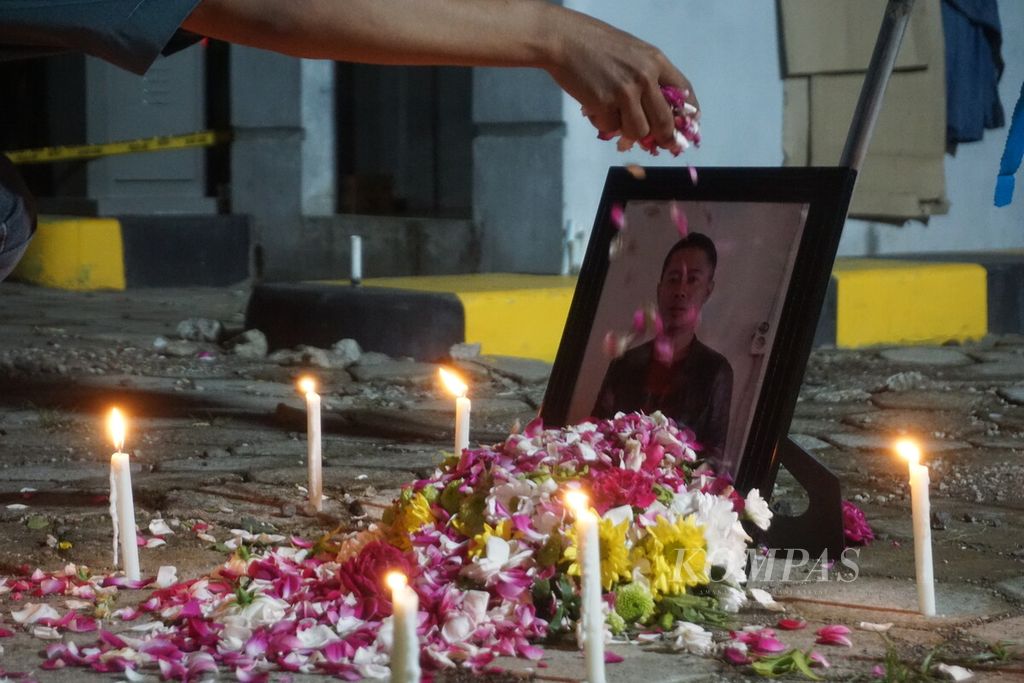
[472,67,564,273]
[230,47,336,279]
[85,49,215,215]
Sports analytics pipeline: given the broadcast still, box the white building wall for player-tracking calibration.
[562,0,1024,265]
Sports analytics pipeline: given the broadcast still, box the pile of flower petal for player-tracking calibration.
[18,412,771,681]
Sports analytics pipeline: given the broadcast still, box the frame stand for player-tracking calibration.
[764,437,845,559]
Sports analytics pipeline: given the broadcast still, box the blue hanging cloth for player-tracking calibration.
[995,80,1024,207]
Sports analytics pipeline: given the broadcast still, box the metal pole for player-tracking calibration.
[840,0,916,171]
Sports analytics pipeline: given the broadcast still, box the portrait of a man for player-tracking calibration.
[593,232,733,460]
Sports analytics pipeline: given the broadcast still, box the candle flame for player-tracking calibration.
[564,489,590,516]
[298,376,317,395]
[108,407,127,453]
[894,438,921,466]
[438,367,468,398]
[385,571,408,592]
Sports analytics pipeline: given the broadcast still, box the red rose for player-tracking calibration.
[337,540,417,619]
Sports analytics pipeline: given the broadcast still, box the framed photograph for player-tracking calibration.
[541,167,855,493]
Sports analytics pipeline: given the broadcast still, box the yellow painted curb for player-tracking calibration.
[833,259,987,347]
[323,274,577,362]
[11,217,126,290]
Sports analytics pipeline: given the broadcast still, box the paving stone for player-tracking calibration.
[788,417,843,437]
[988,406,1024,433]
[407,397,534,420]
[966,615,1024,646]
[469,355,552,385]
[964,360,1024,378]
[870,390,994,412]
[802,387,872,403]
[348,360,439,385]
[882,370,930,391]
[994,333,1024,347]
[335,407,510,445]
[968,349,1024,363]
[250,465,427,491]
[879,347,974,366]
[995,576,1024,603]
[997,386,1024,406]
[793,401,878,420]
[492,645,730,683]
[160,454,291,474]
[826,432,972,453]
[763,576,1014,619]
[842,409,984,439]
[788,433,831,451]
[965,435,1024,450]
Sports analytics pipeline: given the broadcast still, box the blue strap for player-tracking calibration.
[995,80,1024,206]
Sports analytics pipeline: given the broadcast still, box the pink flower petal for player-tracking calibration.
[669,202,688,237]
[816,624,853,647]
[809,651,831,668]
[604,651,624,664]
[777,618,807,630]
[290,536,313,549]
[610,203,626,231]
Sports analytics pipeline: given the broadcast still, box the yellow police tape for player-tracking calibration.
[6,130,230,165]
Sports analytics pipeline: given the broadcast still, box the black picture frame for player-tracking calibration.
[540,166,856,495]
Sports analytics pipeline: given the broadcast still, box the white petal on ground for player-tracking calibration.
[936,663,974,681]
[749,588,785,612]
[12,603,60,624]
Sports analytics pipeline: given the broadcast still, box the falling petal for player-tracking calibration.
[626,164,646,180]
[610,203,626,231]
[653,336,674,365]
[669,202,688,237]
[688,166,699,185]
[608,234,624,261]
[632,308,646,334]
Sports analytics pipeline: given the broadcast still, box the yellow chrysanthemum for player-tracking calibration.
[469,519,513,558]
[632,514,707,597]
[386,492,435,549]
[564,518,633,591]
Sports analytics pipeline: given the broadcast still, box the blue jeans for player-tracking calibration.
[0,155,36,282]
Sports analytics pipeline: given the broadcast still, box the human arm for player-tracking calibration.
[182,0,695,149]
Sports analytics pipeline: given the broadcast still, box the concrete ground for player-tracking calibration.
[0,282,1022,681]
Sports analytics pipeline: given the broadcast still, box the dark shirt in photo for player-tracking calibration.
[593,338,733,460]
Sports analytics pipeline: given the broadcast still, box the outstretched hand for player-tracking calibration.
[543,8,698,153]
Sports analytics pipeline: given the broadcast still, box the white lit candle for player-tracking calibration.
[385,571,420,683]
[895,439,936,616]
[565,490,605,683]
[438,368,470,455]
[351,235,363,286]
[108,408,140,581]
[299,377,323,511]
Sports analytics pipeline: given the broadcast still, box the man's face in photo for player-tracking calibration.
[657,246,715,335]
